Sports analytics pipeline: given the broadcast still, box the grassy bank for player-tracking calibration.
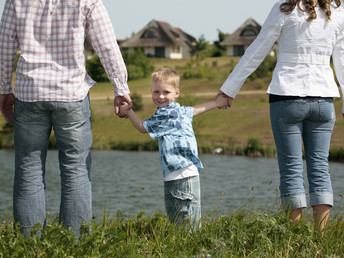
[0,57,344,160]
[1,208,344,257]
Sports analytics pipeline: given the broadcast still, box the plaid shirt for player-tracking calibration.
[0,0,129,102]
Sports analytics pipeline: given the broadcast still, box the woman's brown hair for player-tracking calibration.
[280,0,342,21]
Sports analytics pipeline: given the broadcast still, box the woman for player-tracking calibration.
[218,0,344,230]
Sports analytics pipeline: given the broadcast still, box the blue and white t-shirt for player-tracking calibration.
[143,101,203,178]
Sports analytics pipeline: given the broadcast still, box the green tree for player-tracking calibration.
[194,35,210,60]
[86,55,109,82]
[122,48,154,80]
[86,48,154,82]
[211,29,227,57]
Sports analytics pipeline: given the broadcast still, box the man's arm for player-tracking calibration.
[0,0,19,96]
[86,1,130,115]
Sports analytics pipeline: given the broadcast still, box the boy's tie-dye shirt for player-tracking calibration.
[143,101,203,177]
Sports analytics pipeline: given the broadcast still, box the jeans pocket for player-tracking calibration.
[170,190,195,202]
[318,99,336,122]
[170,189,195,217]
[280,100,305,124]
[53,96,91,124]
[14,100,41,122]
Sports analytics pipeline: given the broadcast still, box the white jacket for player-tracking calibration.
[221,0,344,113]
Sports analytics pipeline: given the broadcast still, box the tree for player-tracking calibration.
[211,29,227,57]
[194,35,210,60]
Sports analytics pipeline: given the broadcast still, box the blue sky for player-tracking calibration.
[0,0,277,42]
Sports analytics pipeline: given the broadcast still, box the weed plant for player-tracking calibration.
[1,207,344,257]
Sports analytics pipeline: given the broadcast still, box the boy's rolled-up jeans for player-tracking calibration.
[13,95,92,238]
[164,175,201,228]
[270,97,335,210]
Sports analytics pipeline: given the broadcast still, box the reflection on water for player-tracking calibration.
[0,150,343,220]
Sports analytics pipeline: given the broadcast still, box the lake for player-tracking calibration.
[1,150,343,220]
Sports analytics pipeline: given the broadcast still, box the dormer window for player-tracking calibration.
[145,31,156,38]
[242,29,256,36]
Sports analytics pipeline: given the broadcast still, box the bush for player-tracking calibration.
[182,62,216,81]
[178,95,200,107]
[131,92,143,112]
[245,137,264,156]
[248,55,277,81]
[329,147,344,162]
[86,49,154,82]
[86,55,109,82]
[122,49,154,81]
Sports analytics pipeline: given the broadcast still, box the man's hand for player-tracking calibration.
[114,94,132,118]
[0,93,15,122]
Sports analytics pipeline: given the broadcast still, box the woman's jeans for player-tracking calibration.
[13,95,92,238]
[164,176,201,229]
[270,98,335,210]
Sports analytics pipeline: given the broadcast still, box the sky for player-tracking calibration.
[0,0,277,42]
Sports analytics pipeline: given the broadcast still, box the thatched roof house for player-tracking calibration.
[221,18,262,57]
[120,19,197,59]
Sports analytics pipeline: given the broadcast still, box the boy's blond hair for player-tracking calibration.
[152,68,180,89]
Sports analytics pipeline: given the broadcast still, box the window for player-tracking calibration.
[242,29,256,36]
[145,31,156,38]
[234,46,245,56]
[173,47,180,53]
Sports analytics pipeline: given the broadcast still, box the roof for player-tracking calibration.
[120,19,197,48]
[221,18,261,46]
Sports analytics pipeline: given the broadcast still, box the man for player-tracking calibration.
[0,0,131,237]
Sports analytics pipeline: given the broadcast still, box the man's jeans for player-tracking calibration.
[13,95,92,237]
[270,98,335,210]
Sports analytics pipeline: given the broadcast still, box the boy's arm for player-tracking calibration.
[194,93,230,116]
[126,109,147,133]
[120,104,147,133]
[193,101,218,116]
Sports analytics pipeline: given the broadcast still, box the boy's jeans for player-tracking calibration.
[270,98,335,210]
[13,95,92,237]
[164,176,201,228]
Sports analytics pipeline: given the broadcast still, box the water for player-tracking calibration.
[1,150,343,220]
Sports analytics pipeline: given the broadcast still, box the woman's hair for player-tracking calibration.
[280,0,342,21]
[152,68,180,89]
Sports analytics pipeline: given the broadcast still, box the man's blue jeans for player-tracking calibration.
[270,98,335,210]
[13,95,92,237]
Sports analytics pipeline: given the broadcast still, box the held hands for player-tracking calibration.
[119,102,131,117]
[0,93,15,122]
[114,94,132,118]
[215,91,233,109]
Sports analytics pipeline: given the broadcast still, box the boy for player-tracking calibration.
[120,68,229,228]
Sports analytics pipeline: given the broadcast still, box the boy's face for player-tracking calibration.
[151,80,180,108]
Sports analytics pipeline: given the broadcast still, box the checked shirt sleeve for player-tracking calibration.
[0,0,19,95]
[86,0,129,96]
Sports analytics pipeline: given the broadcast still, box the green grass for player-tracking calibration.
[1,208,344,257]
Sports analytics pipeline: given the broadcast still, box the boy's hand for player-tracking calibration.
[215,91,233,109]
[114,94,132,118]
[119,102,131,117]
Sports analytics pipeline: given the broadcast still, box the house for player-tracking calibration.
[221,18,262,57]
[120,19,197,59]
